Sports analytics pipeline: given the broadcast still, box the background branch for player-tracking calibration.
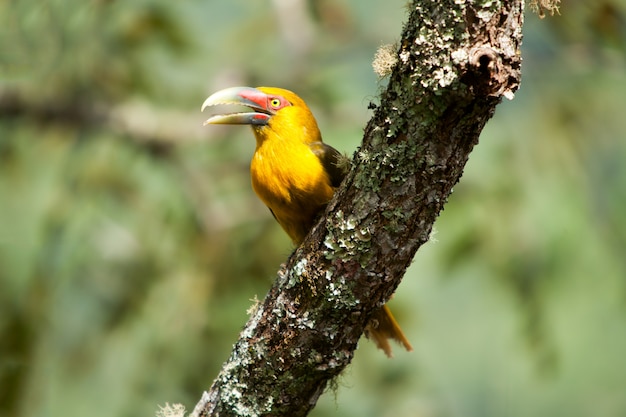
[193,0,523,416]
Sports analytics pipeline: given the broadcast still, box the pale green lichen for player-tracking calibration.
[297,311,316,329]
[372,43,398,78]
[382,207,409,234]
[285,258,307,288]
[323,210,372,268]
[156,403,186,417]
[353,107,426,188]
[403,1,473,93]
[245,295,261,317]
[451,48,469,65]
[323,270,360,308]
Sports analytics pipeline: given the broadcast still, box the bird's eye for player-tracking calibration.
[270,98,281,108]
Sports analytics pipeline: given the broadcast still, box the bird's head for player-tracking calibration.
[201,86,321,145]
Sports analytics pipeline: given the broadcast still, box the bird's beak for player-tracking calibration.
[201,86,272,126]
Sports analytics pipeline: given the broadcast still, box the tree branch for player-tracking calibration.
[191,0,523,416]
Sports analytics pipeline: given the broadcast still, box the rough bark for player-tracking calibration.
[191,0,523,416]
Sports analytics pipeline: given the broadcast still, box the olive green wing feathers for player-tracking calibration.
[309,142,349,188]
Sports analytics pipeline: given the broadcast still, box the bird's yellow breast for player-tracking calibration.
[250,132,334,244]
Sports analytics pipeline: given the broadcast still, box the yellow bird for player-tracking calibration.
[202,86,412,357]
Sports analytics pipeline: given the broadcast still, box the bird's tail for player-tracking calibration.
[365,304,413,357]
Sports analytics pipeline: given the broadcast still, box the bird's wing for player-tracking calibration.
[309,142,348,188]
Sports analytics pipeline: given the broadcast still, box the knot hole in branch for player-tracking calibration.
[462,46,505,98]
[472,48,497,74]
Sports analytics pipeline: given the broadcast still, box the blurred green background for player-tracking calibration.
[1,1,626,416]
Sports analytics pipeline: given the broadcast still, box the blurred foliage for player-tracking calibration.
[1,1,626,417]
